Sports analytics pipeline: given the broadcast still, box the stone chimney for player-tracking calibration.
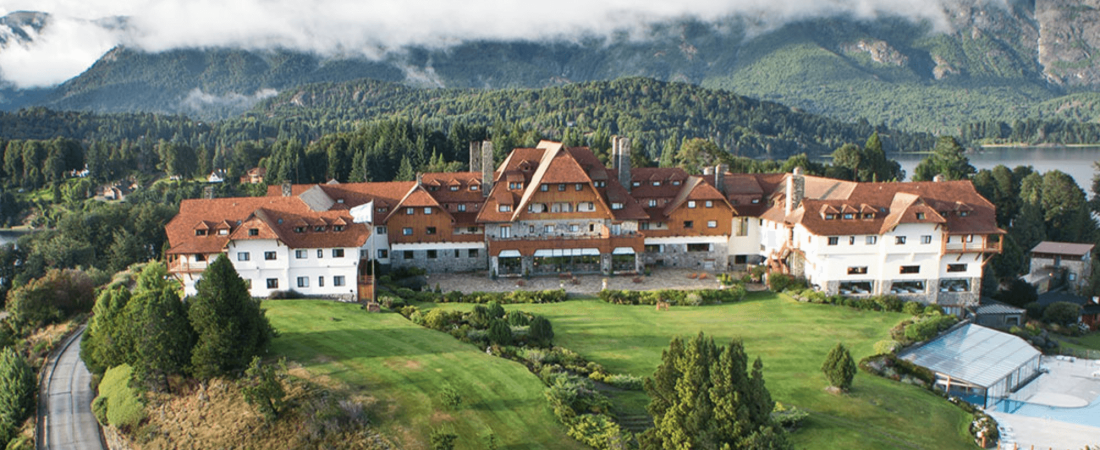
[611,136,632,192]
[703,166,714,176]
[281,180,292,197]
[469,141,481,173]
[784,167,805,216]
[715,164,728,196]
[416,172,423,187]
[933,174,946,182]
[203,186,214,199]
[481,141,494,197]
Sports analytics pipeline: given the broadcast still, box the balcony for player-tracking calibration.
[943,235,1002,254]
[168,257,213,274]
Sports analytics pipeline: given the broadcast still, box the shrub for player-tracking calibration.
[430,427,458,450]
[487,320,513,346]
[874,295,903,312]
[767,272,805,292]
[822,343,857,391]
[772,403,809,430]
[94,364,146,429]
[6,269,95,333]
[240,356,287,421]
[506,310,530,326]
[902,301,923,316]
[1024,302,1045,320]
[487,301,506,319]
[684,293,703,306]
[443,291,463,303]
[602,374,644,390]
[424,309,454,331]
[398,305,420,318]
[440,383,463,409]
[922,304,944,316]
[873,340,901,355]
[903,315,957,342]
[529,316,554,347]
[469,305,492,328]
[394,288,417,300]
[1043,301,1081,325]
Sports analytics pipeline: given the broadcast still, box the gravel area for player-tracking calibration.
[421,268,764,295]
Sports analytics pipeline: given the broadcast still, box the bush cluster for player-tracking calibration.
[766,272,807,292]
[787,289,925,313]
[92,364,146,429]
[596,286,746,306]
[404,305,554,349]
[896,314,958,343]
[388,288,569,304]
[542,371,628,450]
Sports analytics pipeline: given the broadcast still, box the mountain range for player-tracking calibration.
[3,0,1100,134]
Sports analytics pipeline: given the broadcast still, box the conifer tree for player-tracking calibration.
[127,263,194,391]
[0,347,34,447]
[822,342,857,392]
[189,255,274,379]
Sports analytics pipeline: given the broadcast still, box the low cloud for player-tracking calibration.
[0,0,1006,88]
[181,88,278,114]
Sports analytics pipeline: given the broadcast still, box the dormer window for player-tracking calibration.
[218,229,228,235]
[751,198,760,204]
[652,181,660,187]
[594,181,607,188]
[648,199,657,207]
[450,185,459,191]
[195,230,207,236]
[294,227,304,233]
[863,213,874,219]
[843,213,854,220]
[470,185,479,191]
[632,181,641,187]
[313,226,325,232]
[378,207,388,213]
[498,205,512,212]
[611,202,624,210]
[959,211,970,217]
[248,228,259,236]
[825,214,836,220]
[672,180,681,186]
[337,199,345,204]
[334,225,344,232]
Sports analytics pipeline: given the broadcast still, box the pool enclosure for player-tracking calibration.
[899,324,1041,408]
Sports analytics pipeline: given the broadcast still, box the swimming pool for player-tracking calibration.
[996,397,1100,429]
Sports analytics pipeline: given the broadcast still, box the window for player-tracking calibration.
[238,252,250,261]
[333,225,344,232]
[426,227,437,235]
[377,249,388,259]
[333,276,345,287]
[249,228,259,236]
[467,227,479,233]
[595,181,606,188]
[900,265,920,274]
[266,278,278,289]
[843,213,854,220]
[317,249,324,258]
[828,237,839,246]
[866,236,877,245]
[332,249,344,258]
[403,250,413,259]
[500,226,511,238]
[705,200,713,208]
[672,180,682,186]
[683,220,694,229]
[688,201,697,208]
[297,277,309,288]
[450,185,459,191]
[318,277,324,287]
[847,266,868,275]
[264,251,277,260]
[218,229,228,235]
[947,264,967,272]
[423,207,432,215]
[632,181,641,187]
[611,203,623,210]
[313,226,325,232]
[457,204,466,212]
[751,198,760,204]
[863,213,874,219]
[195,230,207,236]
[1069,272,1078,281]
[707,220,717,228]
[454,249,460,258]
[528,225,535,233]
[648,199,657,207]
[376,226,387,234]
[579,202,595,212]
[652,181,661,187]
[639,222,650,230]
[406,207,414,215]
[959,211,970,217]
[498,205,512,212]
[470,185,479,191]
[294,227,304,233]
[558,184,566,191]
[895,236,907,245]
[576,183,583,191]
[540,184,548,192]
[687,243,710,252]
[825,214,836,220]
[611,224,622,235]
[427,250,437,259]
[402,227,413,236]
[916,212,926,220]
[849,236,855,245]
[921,235,932,244]
[295,249,306,259]
[965,235,975,243]
[645,244,662,253]
[544,225,554,234]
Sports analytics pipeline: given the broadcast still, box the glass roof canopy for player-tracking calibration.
[899,324,1040,388]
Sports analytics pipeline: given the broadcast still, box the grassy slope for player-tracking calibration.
[430,293,975,450]
[264,300,585,450]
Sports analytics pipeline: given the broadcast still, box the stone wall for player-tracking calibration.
[391,247,487,273]
[643,241,729,271]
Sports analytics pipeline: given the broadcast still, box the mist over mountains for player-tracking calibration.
[2,0,1100,134]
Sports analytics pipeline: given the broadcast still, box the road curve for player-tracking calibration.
[39,327,104,450]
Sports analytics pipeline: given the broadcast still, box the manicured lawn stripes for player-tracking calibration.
[265,300,586,450]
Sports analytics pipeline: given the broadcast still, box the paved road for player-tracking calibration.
[41,328,103,450]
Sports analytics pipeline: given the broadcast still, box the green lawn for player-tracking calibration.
[429,293,976,450]
[264,300,586,450]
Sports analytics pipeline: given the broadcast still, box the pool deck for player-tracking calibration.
[991,356,1100,449]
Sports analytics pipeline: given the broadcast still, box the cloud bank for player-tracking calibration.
[0,0,992,88]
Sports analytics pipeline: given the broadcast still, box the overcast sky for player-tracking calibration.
[0,0,983,88]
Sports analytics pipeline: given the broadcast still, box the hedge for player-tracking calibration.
[596,286,746,306]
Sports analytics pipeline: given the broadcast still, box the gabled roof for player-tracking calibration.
[661,176,730,217]
[388,184,455,223]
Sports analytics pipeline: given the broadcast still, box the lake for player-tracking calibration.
[894,146,1100,190]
